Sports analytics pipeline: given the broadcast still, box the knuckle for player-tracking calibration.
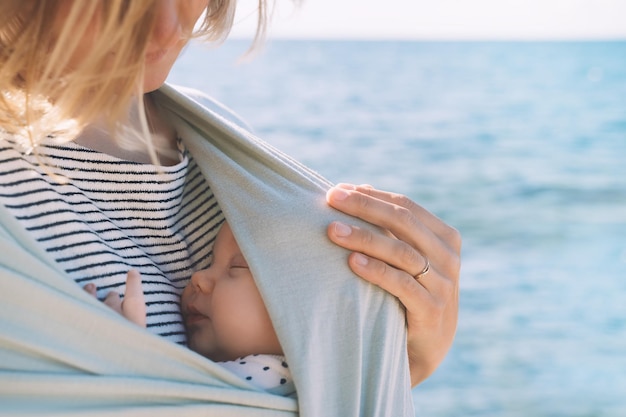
[402,274,422,298]
[397,241,420,270]
[355,192,370,211]
[397,276,413,298]
[360,259,387,287]
[392,192,422,215]
[393,193,412,208]
[394,268,422,297]
[374,260,393,282]
[394,205,416,229]
[443,225,462,253]
[357,227,374,247]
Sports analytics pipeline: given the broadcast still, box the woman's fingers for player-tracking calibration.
[345,250,438,303]
[328,221,430,279]
[350,253,422,306]
[326,183,461,386]
[326,183,461,277]
[338,183,461,252]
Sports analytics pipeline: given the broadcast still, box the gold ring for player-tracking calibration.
[414,257,430,281]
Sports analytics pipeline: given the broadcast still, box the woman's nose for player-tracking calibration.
[190,269,216,294]
[150,0,184,49]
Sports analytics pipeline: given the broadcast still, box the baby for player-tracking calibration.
[85,222,294,396]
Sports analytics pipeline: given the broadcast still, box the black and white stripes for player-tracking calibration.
[0,138,222,344]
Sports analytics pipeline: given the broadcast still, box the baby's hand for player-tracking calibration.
[83,270,147,328]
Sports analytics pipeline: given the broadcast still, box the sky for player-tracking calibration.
[230,0,626,40]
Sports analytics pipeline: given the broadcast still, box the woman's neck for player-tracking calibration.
[74,94,179,166]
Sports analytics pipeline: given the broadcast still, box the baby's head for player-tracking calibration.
[181,222,282,362]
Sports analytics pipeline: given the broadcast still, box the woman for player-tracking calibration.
[0,1,460,415]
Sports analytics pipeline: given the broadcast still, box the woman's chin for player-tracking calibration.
[143,76,168,93]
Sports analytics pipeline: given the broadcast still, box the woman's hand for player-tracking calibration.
[326,183,461,386]
[83,270,147,328]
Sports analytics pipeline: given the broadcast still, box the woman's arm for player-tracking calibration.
[326,183,461,386]
[84,270,147,328]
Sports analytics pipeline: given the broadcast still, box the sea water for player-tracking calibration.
[168,40,626,417]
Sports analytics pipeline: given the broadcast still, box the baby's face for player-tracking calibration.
[181,223,282,362]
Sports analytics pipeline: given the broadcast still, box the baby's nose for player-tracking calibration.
[190,269,216,293]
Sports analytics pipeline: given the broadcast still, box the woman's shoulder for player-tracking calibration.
[165,84,253,132]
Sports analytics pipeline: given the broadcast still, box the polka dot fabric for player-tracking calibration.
[219,354,295,397]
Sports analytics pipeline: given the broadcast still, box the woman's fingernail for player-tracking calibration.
[329,187,349,201]
[336,183,356,190]
[84,283,95,291]
[333,221,352,237]
[353,253,369,266]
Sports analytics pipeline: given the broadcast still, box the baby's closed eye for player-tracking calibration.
[230,254,249,269]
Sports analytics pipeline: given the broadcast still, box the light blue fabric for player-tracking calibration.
[0,84,414,416]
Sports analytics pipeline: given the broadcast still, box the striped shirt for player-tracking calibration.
[0,136,223,345]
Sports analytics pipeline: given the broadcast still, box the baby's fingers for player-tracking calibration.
[122,270,146,327]
[104,291,123,315]
[83,283,97,297]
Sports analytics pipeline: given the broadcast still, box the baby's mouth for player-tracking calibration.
[184,304,209,327]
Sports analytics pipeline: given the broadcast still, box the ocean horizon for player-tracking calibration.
[168,39,626,416]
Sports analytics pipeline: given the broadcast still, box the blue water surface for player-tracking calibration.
[168,40,626,417]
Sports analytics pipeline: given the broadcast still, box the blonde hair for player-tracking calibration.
[0,0,268,157]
